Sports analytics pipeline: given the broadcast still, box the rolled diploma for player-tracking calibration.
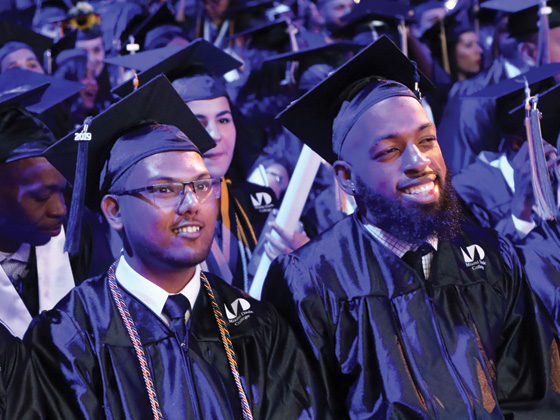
[249,144,322,299]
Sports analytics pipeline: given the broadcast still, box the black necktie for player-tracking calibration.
[163,294,191,344]
[402,243,434,280]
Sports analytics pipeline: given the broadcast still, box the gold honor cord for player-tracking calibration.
[108,261,253,420]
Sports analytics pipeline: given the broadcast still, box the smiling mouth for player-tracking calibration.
[401,181,436,195]
[173,226,201,234]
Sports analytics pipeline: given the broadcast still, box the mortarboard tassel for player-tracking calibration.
[524,79,557,221]
[411,60,422,100]
[64,116,93,254]
[537,0,552,66]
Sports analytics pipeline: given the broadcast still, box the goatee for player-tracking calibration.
[357,172,463,243]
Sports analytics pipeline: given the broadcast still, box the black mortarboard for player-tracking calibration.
[0,20,53,66]
[0,67,84,114]
[222,17,300,51]
[118,3,183,54]
[277,35,433,164]
[108,39,242,97]
[482,0,560,38]
[508,82,560,144]
[223,0,277,32]
[261,41,363,90]
[61,1,102,41]
[45,73,215,205]
[468,62,560,139]
[334,0,415,40]
[35,0,69,25]
[0,78,55,163]
[44,74,216,253]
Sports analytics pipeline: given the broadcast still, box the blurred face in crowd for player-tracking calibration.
[0,157,67,252]
[204,0,230,23]
[76,36,105,78]
[186,96,236,180]
[455,31,482,80]
[336,95,461,242]
[103,151,217,282]
[318,0,354,30]
[0,48,45,74]
[548,26,560,64]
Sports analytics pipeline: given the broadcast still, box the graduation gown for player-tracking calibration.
[437,57,513,175]
[263,213,560,419]
[0,324,44,420]
[516,219,560,334]
[24,271,330,419]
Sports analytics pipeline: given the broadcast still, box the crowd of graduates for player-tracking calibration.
[4,0,560,418]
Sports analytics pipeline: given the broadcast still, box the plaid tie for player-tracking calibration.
[162,294,190,344]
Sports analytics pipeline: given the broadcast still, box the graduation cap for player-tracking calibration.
[261,41,363,90]
[0,20,53,67]
[61,1,102,41]
[0,67,85,114]
[0,76,55,164]
[44,74,216,253]
[223,0,277,32]
[468,62,560,139]
[508,82,560,144]
[108,38,242,97]
[222,17,296,51]
[118,3,187,54]
[277,35,433,164]
[333,0,415,40]
[481,0,560,38]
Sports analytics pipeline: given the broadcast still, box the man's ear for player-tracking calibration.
[101,195,123,231]
[334,160,356,195]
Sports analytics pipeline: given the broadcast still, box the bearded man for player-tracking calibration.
[262,36,560,419]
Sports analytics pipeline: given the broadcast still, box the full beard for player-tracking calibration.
[357,172,463,243]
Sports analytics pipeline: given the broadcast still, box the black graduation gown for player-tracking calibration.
[0,324,44,420]
[24,271,330,419]
[452,152,522,242]
[516,219,560,334]
[437,57,513,175]
[263,213,560,419]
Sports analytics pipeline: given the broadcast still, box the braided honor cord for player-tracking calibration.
[107,262,164,420]
[200,272,254,420]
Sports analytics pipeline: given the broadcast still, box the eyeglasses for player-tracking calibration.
[115,178,221,208]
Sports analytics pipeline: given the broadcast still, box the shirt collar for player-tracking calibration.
[0,242,31,264]
[115,256,201,323]
[361,218,438,258]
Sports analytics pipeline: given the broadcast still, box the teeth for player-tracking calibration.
[174,226,200,234]
[403,181,434,195]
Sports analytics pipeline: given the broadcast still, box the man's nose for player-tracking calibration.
[402,142,430,173]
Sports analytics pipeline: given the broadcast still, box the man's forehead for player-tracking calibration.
[131,150,207,176]
[345,96,432,145]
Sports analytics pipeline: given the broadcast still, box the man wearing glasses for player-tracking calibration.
[24,76,330,419]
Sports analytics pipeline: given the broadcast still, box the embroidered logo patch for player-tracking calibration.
[250,192,274,212]
[461,244,486,271]
[225,298,253,326]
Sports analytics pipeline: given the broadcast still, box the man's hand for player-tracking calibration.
[264,220,310,260]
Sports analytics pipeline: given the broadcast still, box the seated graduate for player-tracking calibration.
[261,36,560,418]
[107,39,294,291]
[0,20,52,74]
[24,75,332,420]
[452,65,560,243]
[0,75,110,340]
